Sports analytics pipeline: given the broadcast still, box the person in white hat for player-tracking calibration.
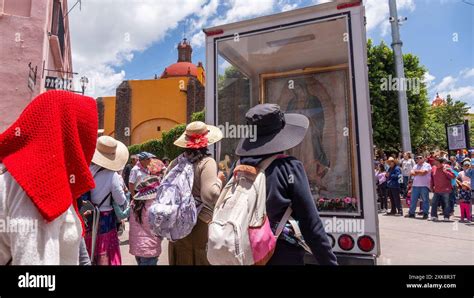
[84,136,129,265]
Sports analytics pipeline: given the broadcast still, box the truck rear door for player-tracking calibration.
[204,0,379,264]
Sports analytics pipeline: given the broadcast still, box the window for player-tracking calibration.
[51,0,65,58]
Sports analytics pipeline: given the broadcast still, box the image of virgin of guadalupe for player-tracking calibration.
[285,79,330,189]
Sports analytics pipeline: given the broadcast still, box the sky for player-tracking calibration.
[68,0,473,109]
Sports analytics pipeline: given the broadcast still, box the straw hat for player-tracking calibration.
[461,181,471,190]
[92,136,129,171]
[386,157,396,164]
[174,121,223,149]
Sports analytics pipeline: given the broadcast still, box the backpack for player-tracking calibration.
[207,155,288,265]
[147,153,198,241]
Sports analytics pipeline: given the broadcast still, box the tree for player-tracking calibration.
[368,39,430,152]
[431,95,470,126]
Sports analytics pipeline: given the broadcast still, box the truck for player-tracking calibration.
[203,0,379,265]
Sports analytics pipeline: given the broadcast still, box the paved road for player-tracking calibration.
[377,207,473,265]
[119,207,473,265]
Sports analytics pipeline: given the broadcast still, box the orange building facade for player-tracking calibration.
[97,39,205,146]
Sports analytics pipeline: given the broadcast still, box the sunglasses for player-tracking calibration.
[416,157,423,160]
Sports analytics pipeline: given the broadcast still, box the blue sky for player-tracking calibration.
[69,0,473,107]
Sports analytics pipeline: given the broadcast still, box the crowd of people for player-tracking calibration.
[374,150,473,223]
[0,90,337,266]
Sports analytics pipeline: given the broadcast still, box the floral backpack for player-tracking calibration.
[147,153,200,241]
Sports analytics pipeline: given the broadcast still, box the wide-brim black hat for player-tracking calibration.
[235,104,309,157]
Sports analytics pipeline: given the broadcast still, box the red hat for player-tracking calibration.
[0,90,98,222]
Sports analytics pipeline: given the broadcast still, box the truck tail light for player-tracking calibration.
[338,234,354,251]
[357,235,375,252]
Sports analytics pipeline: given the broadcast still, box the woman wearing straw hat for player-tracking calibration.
[234,104,337,265]
[168,121,226,265]
[85,135,129,265]
[385,157,403,216]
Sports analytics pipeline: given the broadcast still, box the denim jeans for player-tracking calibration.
[409,186,430,215]
[388,187,402,214]
[135,256,158,266]
[449,186,457,214]
[431,193,450,218]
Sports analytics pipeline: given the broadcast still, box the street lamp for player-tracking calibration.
[80,76,89,95]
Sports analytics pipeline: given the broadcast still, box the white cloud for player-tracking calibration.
[423,71,436,88]
[69,0,207,97]
[281,3,299,12]
[190,0,277,48]
[436,76,457,91]
[189,0,221,47]
[364,0,415,36]
[434,72,474,111]
[69,0,420,97]
[460,68,474,79]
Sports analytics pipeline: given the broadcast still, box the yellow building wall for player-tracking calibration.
[197,66,205,86]
[129,78,188,144]
[102,96,116,137]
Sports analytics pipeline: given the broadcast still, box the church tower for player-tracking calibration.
[177,38,192,62]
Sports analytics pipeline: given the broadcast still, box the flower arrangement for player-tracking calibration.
[317,196,358,212]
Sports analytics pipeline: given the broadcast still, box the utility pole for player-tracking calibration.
[389,0,412,153]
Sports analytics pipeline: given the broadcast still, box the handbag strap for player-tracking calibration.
[274,206,313,255]
[274,206,293,238]
[96,192,112,209]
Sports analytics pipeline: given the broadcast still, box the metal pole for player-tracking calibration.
[389,0,412,152]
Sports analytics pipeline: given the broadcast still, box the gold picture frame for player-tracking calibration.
[259,64,360,215]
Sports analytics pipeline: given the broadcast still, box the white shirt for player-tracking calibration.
[0,165,81,265]
[401,158,416,177]
[128,164,149,187]
[90,166,127,212]
[412,162,432,188]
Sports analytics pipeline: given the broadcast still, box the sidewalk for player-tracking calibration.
[119,207,473,265]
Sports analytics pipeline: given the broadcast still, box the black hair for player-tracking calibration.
[378,163,385,172]
[184,147,210,164]
[132,200,147,225]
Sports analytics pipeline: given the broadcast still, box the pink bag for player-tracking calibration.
[248,216,277,265]
[248,206,296,265]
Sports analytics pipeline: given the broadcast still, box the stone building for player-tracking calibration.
[97,38,205,146]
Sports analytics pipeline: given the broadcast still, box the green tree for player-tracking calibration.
[368,39,430,152]
[431,95,470,125]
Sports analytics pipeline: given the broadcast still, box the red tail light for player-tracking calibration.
[204,29,224,37]
[357,236,375,252]
[337,0,362,10]
[338,234,354,251]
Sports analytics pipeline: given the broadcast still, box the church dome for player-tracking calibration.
[161,62,198,78]
[432,93,445,107]
[161,38,199,79]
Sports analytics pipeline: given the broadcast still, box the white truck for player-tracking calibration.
[204,0,379,265]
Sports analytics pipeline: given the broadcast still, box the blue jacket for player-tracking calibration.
[387,166,401,188]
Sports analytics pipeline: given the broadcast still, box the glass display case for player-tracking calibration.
[214,16,361,216]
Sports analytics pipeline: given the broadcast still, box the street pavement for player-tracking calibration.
[377,207,473,265]
[119,207,473,265]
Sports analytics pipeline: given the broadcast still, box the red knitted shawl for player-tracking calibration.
[0,90,98,222]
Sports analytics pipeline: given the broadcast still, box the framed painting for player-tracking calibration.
[260,64,361,216]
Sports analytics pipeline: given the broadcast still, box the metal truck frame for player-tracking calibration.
[203,0,379,265]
